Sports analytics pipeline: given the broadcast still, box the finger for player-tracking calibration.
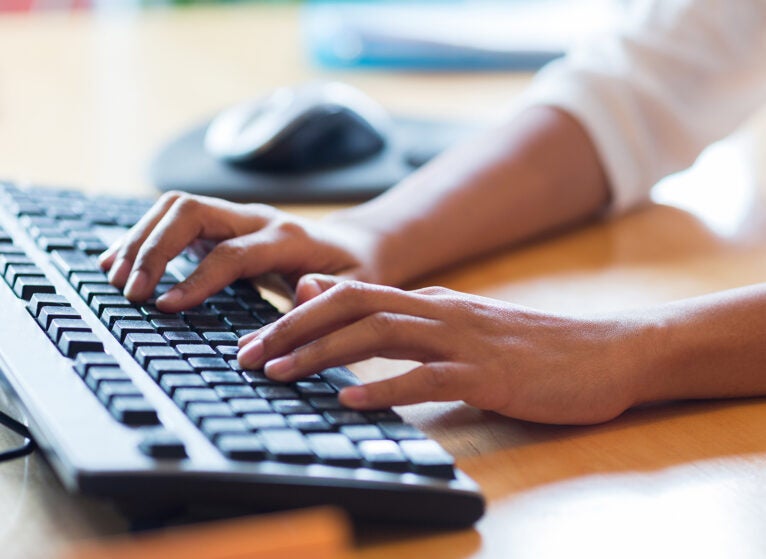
[124,198,272,302]
[238,282,436,369]
[100,192,182,286]
[339,364,472,409]
[294,273,349,305]
[260,314,442,382]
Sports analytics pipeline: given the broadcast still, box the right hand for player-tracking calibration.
[98,191,380,312]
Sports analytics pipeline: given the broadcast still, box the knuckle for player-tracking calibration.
[420,365,450,392]
[160,190,184,205]
[172,193,201,216]
[366,311,398,338]
[209,240,247,268]
[272,218,308,240]
[416,285,452,297]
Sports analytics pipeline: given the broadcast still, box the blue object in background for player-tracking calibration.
[302,0,621,72]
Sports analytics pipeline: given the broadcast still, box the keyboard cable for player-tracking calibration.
[0,409,36,463]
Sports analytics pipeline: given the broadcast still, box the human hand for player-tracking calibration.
[237,278,645,425]
[98,192,381,312]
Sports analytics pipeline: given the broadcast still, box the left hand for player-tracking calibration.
[237,276,646,425]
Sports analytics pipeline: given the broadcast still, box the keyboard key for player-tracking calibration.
[272,399,314,415]
[135,345,179,368]
[378,422,427,441]
[48,318,91,343]
[58,331,103,357]
[69,271,109,289]
[340,425,385,442]
[200,417,249,439]
[175,344,217,359]
[111,319,156,341]
[214,385,256,399]
[229,398,272,414]
[358,440,409,472]
[323,411,368,427]
[5,263,44,286]
[256,386,298,400]
[173,388,221,408]
[100,307,143,327]
[27,292,69,316]
[151,318,190,333]
[147,359,194,380]
[97,380,142,404]
[91,294,132,315]
[216,434,267,461]
[73,352,118,377]
[320,367,361,391]
[201,331,239,346]
[259,429,314,463]
[123,332,166,353]
[399,440,455,479]
[185,402,235,425]
[163,331,203,346]
[308,396,344,411]
[243,413,286,430]
[286,414,332,433]
[138,430,186,458]
[37,305,81,329]
[79,283,120,302]
[50,249,100,276]
[109,396,160,426]
[307,433,362,466]
[159,374,208,394]
[13,276,55,300]
[85,366,130,391]
[295,381,336,396]
[200,371,244,385]
[187,357,229,371]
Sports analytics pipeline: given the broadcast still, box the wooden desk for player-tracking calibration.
[2,5,766,559]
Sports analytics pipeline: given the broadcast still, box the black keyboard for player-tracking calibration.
[0,182,484,526]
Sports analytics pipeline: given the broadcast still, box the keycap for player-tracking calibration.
[358,440,409,472]
[378,422,427,441]
[79,283,120,302]
[175,344,217,359]
[37,305,81,329]
[200,371,244,385]
[320,367,361,390]
[185,402,235,425]
[286,414,332,433]
[135,345,179,368]
[27,292,69,316]
[123,332,166,353]
[91,294,132,315]
[100,307,143,326]
[200,417,249,439]
[151,318,190,333]
[272,399,314,415]
[74,352,118,376]
[147,359,194,380]
[187,357,229,371]
[323,411,368,427]
[163,331,203,346]
[295,381,336,396]
[173,388,221,407]
[85,366,130,391]
[5,263,44,286]
[48,318,91,343]
[97,380,142,404]
[308,396,344,411]
[216,434,267,461]
[307,433,362,466]
[50,249,100,276]
[243,413,286,430]
[69,271,109,289]
[258,429,314,463]
[399,440,455,479]
[201,331,239,346]
[13,276,55,300]
[138,431,186,458]
[109,396,160,426]
[214,385,256,399]
[159,374,208,393]
[58,331,103,357]
[111,319,156,341]
[256,386,298,400]
[229,398,272,414]
[340,425,385,442]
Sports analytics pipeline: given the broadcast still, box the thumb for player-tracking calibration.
[295,273,349,305]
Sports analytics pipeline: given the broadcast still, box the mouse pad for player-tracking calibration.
[149,116,481,203]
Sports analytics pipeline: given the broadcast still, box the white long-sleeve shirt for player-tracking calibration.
[521,0,766,213]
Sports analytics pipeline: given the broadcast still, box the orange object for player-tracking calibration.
[60,507,352,559]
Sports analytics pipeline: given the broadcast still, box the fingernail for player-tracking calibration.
[237,339,264,367]
[340,386,368,407]
[124,269,148,299]
[157,287,184,308]
[265,354,295,379]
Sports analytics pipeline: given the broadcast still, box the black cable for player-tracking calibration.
[0,409,36,462]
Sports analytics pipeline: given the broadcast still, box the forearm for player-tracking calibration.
[328,106,610,286]
[630,284,766,406]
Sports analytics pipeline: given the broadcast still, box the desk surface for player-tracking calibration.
[2,5,766,559]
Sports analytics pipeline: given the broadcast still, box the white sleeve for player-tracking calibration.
[519,0,766,213]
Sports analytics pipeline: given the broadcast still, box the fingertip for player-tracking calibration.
[156,286,185,312]
[339,386,372,408]
[107,258,132,288]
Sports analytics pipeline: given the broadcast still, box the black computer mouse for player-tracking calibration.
[204,82,390,172]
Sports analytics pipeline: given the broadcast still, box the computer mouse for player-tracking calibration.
[204,82,391,172]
